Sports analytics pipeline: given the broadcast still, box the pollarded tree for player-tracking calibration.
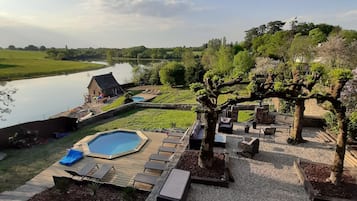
[191,71,253,168]
[314,68,353,185]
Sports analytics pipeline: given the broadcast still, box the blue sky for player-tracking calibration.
[0,0,356,48]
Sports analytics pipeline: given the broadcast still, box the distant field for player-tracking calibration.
[0,50,104,80]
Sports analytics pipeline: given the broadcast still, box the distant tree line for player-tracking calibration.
[7,44,47,51]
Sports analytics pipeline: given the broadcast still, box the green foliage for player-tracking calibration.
[324,111,339,135]
[273,81,284,92]
[0,50,103,80]
[309,28,327,45]
[233,50,255,76]
[201,47,217,70]
[214,45,233,75]
[288,34,313,62]
[159,62,186,86]
[330,68,353,82]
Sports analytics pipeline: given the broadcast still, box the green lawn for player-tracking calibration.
[0,108,195,192]
[151,86,197,104]
[0,50,104,80]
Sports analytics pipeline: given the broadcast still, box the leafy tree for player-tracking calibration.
[201,47,217,70]
[232,50,255,77]
[317,35,348,68]
[182,49,196,68]
[308,28,327,45]
[24,45,39,51]
[214,45,233,75]
[39,45,47,51]
[340,30,357,43]
[106,49,114,65]
[266,20,286,34]
[159,62,185,86]
[7,45,16,50]
[288,34,313,63]
[190,72,248,168]
[316,68,353,185]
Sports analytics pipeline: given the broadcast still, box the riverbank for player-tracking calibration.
[0,50,105,81]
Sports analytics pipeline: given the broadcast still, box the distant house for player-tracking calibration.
[87,72,124,99]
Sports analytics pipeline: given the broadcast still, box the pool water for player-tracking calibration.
[132,96,145,102]
[88,131,141,155]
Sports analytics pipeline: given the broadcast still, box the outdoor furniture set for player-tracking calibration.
[133,131,191,201]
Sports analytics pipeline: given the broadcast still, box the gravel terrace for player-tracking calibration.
[186,125,337,201]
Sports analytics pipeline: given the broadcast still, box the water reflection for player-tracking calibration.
[0,62,144,128]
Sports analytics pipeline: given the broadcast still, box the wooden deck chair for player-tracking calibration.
[89,163,115,180]
[144,161,166,172]
[65,162,97,179]
[167,132,184,138]
[162,138,182,146]
[149,154,171,162]
[158,146,176,154]
[133,173,158,186]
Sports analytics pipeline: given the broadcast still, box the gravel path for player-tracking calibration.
[187,125,336,201]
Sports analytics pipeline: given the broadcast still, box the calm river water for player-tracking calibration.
[0,62,135,128]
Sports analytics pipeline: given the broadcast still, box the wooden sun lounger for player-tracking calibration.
[149,154,171,162]
[133,173,158,186]
[65,162,97,179]
[144,161,166,172]
[162,138,182,145]
[89,164,115,180]
[158,146,176,153]
[167,132,184,138]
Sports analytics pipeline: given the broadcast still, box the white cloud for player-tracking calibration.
[81,0,194,18]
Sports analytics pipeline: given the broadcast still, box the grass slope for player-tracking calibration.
[0,50,104,80]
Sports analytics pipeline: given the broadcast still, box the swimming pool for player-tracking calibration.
[132,96,145,102]
[83,129,148,159]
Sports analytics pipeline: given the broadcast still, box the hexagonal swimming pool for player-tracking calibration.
[82,129,148,159]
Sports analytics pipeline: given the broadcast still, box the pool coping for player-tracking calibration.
[81,128,148,159]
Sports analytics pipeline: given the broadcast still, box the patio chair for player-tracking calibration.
[133,173,158,186]
[64,162,98,179]
[59,149,83,166]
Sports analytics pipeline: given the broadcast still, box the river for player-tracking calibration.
[0,62,136,128]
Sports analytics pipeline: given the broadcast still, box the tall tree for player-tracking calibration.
[191,72,249,168]
[316,69,353,185]
[232,50,255,77]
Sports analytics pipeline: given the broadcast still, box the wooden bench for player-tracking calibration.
[157,168,191,201]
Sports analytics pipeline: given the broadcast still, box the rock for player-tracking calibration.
[0,152,7,160]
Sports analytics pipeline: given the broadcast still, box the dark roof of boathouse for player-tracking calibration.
[87,72,121,90]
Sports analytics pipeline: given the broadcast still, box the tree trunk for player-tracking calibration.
[328,109,348,185]
[289,99,306,144]
[198,110,218,168]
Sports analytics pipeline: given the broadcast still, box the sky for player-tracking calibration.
[0,0,357,48]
